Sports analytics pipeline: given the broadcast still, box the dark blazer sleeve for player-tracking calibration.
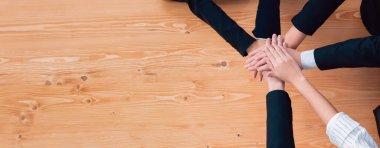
[187,0,255,56]
[266,90,295,148]
[292,0,345,35]
[314,36,380,70]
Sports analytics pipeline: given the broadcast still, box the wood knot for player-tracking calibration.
[31,105,38,111]
[237,133,241,138]
[80,76,88,81]
[20,115,26,121]
[19,112,33,125]
[178,94,192,102]
[16,134,22,141]
[45,80,52,86]
[212,61,229,68]
[220,61,227,67]
[82,97,97,105]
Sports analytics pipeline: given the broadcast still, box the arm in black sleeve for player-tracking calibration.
[266,90,295,148]
[252,0,281,38]
[292,0,345,35]
[315,36,380,70]
[187,0,255,57]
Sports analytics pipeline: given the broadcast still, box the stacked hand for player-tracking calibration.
[246,39,267,80]
[245,34,305,84]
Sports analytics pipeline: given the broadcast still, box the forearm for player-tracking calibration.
[292,77,337,124]
[284,0,345,48]
[187,0,255,56]
[284,26,307,49]
[291,0,345,36]
[314,36,380,70]
[266,90,295,148]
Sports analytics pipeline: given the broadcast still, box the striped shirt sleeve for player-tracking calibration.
[326,112,379,148]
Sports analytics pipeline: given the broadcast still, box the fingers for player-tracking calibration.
[265,47,277,67]
[252,70,263,81]
[246,47,261,58]
[244,52,266,73]
[247,57,267,71]
[245,51,266,65]
[252,70,258,78]
[266,42,281,63]
[279,44,291,58]
[264,37,280,66]
[265,59,275,71]
[257,64,271,72]
[271,34,277,46]
[259,72,263,81]
[266,38,271,46]
[277,36,293,58]
[277,34,283,47]
[244,34,284,81]
[271,34,287,59]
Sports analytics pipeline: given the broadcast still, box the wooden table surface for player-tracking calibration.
[0,0,379,147]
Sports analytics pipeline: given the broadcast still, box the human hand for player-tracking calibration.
[264,35,305,84]
[245,38,284,90]
[245,35,302,73]
[246,39,266,80]
[247,39,266,54]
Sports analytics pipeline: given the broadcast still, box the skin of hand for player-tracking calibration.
[246,37,284,91]
[245,27,305,81]
[284,26,307,49]
[246,39,266,80]
[263,35,304,83]
[245,25,306,76]
[264,35,338,124]
[263,71,284,92]
[245,34,302,74]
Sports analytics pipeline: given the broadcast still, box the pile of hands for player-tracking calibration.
[244,34,305,90]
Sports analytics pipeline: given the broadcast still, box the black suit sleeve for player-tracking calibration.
[266,90,295,148]
[314,36,380,70]
[187,0,255,56]
[253,0,281,38]
[292,0,345,35]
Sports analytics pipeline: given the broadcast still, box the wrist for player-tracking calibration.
[291,75,307,87]
[286,48,302,69]
[294,51,302,68]
[267,79,285,91]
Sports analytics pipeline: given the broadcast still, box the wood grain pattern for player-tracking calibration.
[0,0,379,147]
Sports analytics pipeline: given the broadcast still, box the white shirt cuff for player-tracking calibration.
[255,37,267,40]
[300,50,317,69]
